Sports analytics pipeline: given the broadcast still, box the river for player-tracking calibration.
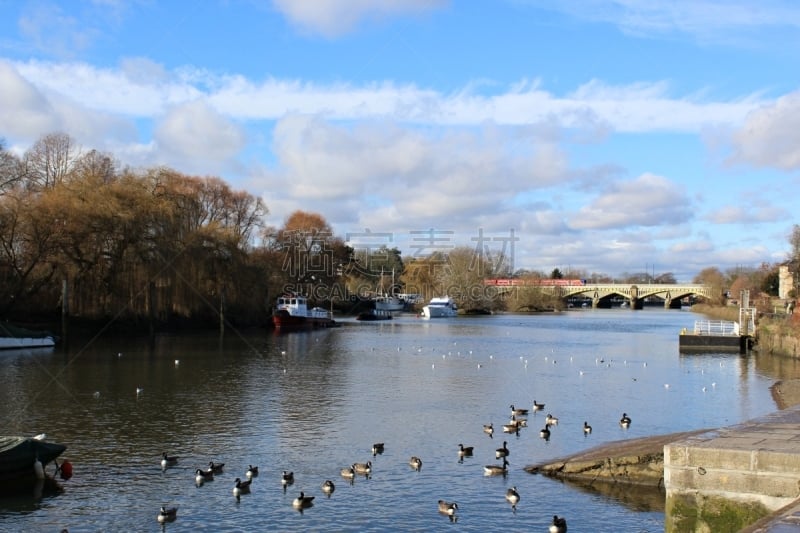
[2,308,798,532]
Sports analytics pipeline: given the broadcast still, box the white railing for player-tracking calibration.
[691,320,739,336]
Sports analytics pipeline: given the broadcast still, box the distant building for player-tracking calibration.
[779,262,798,300]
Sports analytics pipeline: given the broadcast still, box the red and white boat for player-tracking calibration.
[272,294,338,330]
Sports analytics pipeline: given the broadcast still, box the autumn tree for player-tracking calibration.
[693,267,725,304]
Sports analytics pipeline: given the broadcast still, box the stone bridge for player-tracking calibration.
[484,280,714,309]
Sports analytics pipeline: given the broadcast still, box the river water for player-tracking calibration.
[1,308,799,532]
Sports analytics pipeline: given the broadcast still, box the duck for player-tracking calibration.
[483,423,494,437]
[195,468,213,484]
[353,461,372,475]
[161,452,178,470]
[281,470,294,485]
[437,500,458,516]
[550,514,568,532]
[458,443,474,457]
[540,425,551,440]
[583,421,592,435]
[321,479,335,495]
[340,465,356,479]
[510,404,529,416]
[495,441,509,459]
[620,412,632,428]
[545,413,559,426]
[208,461,225,473]
[292,491,315,509]
[532,400,545,412]
[246,465,259,479]
[483,458,509,476]
[371,443,385,456]
[156,506,178,523]
[505,486,520,510]
[409,456,423,470]
[233,477,251,499]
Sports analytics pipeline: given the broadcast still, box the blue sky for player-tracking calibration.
[1,0,799,282]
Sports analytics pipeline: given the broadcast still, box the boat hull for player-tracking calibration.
[0,437,66,483]
[272,310,337,330]
[0,336,56,350]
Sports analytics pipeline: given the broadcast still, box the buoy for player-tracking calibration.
[59,460,73,480]
[33,457,44,479]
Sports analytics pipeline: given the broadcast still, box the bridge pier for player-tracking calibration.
[631,298,643,310]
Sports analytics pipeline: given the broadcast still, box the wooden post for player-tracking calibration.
[219,285,225,337]
[61,278,69,348]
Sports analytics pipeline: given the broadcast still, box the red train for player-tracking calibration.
[484,279,586,287]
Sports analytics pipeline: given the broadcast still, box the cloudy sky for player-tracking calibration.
[1,0,799,282]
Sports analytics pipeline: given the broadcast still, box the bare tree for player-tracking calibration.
[23,132,80,190]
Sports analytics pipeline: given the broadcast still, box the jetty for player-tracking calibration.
[528,405,800,532]
[679,290,757,353]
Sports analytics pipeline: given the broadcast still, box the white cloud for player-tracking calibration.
[570,173,694,230]
[727,92,800,170]
[271,0,448,38]
[0,60,58,140]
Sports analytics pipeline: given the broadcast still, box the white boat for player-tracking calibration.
[421,297,458,318]
[0,336,56,349]
[272,294,338,330]
[373,268,405,313]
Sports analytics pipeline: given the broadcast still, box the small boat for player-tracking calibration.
[0,435,66,482]
[421,297,458,318]
[272,293,337,330]
[0,323,57,350]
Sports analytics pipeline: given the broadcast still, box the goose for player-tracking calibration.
[458,443,474,457]
[540,425,551,440]
[437,500,458,516]
[340,465,356,479]
[532,400,545,412]
[505,486,520,510]
[208,461,225,473]
[550,514,568,533]
[195,468,214,484]
[281,470,294,485]
[409,456,423,470]
[233,477,251,499]
[484,458,509,476]
[321,479,335,495]
[371,443,385,456]
[246,465,259,479]
[583,421,592,435]
[620,413,632,428]
[483,423,494,437]
[502,422,520,434]
[510,404,529,416]
[353,461,372,475]
[495,441,509,459]
[161,452,178,470]
[545,414,559,426]
[292,491,315,509]
[156,506,178,523]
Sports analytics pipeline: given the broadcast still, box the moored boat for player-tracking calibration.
[0,435,67,483]
[0,324,57,350]
[356,309,393,321]
[272,294,338,330]
[421,297,458,318]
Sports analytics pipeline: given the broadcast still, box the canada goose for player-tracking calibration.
[157,506,178,523]
[246,465,259,479]
[583,421,592,435]
[483,423,494,437]
[510,404,529,416]
[458,443,474,457]
[409,456,423,470]
[195,468,214,484]
[495,441,509,459]
[438,500,458,516]
[545,414,559,426]
[208,461,225,473]
[502,422,520,434]
[353,461,372,475]
[540,425,551,440]
[292,491,315,508]
[532,400,545,412]
[484,458,509,476]
[340,465,356,479]
[550,514,568,532]
[372,443,385,456]
[506,486,520,510]
[620,413,632,428]
[161,453,178,470]
[281,470,294,485]
[321,479,335,495]
[233,477,251,499]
